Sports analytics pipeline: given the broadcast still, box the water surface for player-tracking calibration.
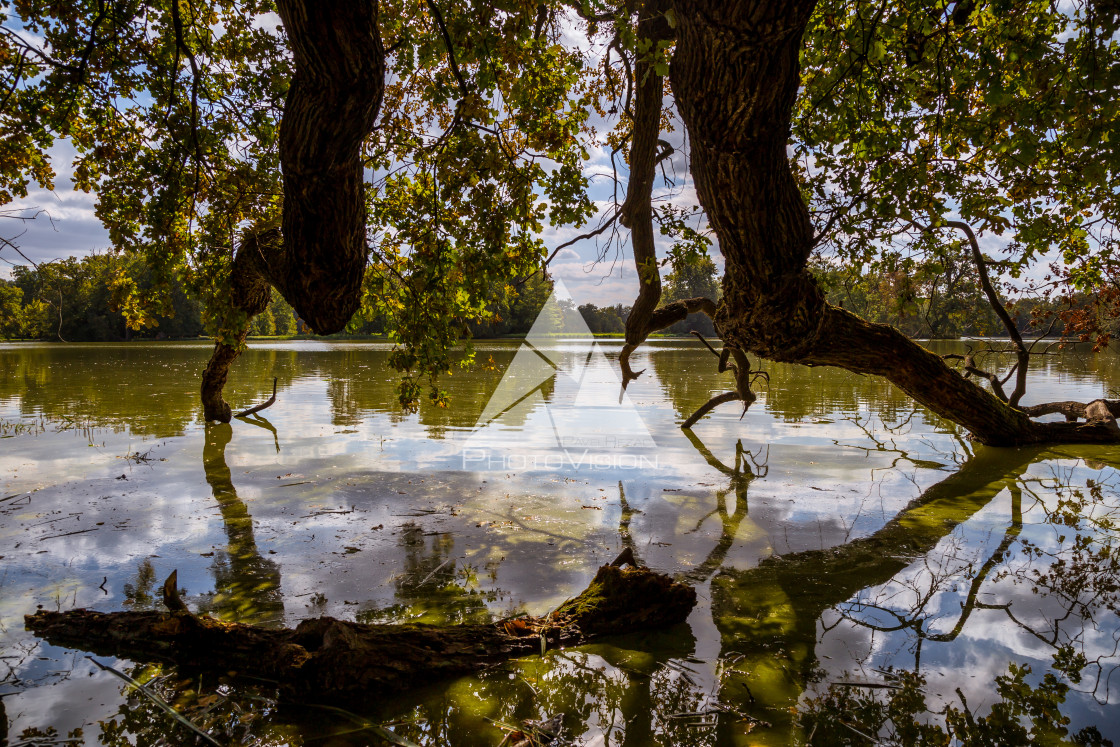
[1,339,1118,745]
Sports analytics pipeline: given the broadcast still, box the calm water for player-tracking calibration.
[1,339,1118,745]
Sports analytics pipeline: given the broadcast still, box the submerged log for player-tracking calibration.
[25,563,695,704]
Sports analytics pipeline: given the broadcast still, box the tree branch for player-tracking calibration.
[682,391,740,429]
[944,220,1029,406]
[679,331,761,428]
[235,378,278,418]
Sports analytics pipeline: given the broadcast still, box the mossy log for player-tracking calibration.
[25,559,695,704]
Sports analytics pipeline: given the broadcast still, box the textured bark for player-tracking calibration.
[619,0,674,386]
[201,230,284,422]
[1022,399,1120,421]
[666,0,1120,446]
[670,1,822,359]
[201,337,246,423]
[274,0,383,333]
[25,564,695,705]
[201,1,384,421]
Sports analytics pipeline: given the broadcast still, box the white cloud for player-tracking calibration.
[0,140,111,276]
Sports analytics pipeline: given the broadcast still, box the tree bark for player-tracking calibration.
[201,0,384,421]
[274,0,383,334]
[201,230,284,422]
[667,0,1120,446]
[25,563,695,705]
[619,0,673,387]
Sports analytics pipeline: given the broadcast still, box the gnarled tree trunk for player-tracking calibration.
[663,0,1120,446]
[201,0,384,422]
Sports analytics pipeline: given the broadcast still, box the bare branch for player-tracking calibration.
[682,391,740,429]
[544,206,622,267]
[235,378,278,418]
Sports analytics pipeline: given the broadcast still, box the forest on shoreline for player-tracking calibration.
[0,250,1111,343]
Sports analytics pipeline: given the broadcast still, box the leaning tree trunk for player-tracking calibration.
[201,0,384,422]
[667,0,1120,446]
[616,1,724,390]
[25,561,695,705]
[618,1,671,387]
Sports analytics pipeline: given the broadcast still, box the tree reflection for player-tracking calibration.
[198,422,283,624]
[820,459,1120,697]
[354,522,509,626]
[239,411,280,452]
[648,342,919,425]
[16,428,1120,745]
[708,447,1120,744]
[708,446,1044,742]
[374,430,764,747]
[824,483,1025,662]
[677,431,763,583]
[78,424,288,746]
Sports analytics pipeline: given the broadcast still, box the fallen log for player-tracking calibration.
[25,560,695,705]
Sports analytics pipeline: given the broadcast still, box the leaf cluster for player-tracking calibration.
[798,0,1120,292]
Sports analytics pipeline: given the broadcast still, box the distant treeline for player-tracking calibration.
[1,251,1099,342]
[0,254,299,341]
[813,261,1097,340]
[0,255,647,341]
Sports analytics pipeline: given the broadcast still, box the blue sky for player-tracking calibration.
[0,136,676,307]
[0,10,715,310]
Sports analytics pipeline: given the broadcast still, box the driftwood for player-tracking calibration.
[25,559,695,705]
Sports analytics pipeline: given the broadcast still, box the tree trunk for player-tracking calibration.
[273,0,383,334]
[200,0,384,422]
[201,230,282,422]
[618,1,672,387]
[25,563,695,705]
[668,0,1120,446]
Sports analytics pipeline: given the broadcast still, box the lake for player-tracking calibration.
[1,339,1118,745]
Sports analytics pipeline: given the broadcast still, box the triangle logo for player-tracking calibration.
[462,279,658,470]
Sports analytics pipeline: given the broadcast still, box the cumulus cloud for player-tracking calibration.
[0,141,110,276]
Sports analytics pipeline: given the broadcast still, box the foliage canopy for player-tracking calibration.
[1,0,1119,435]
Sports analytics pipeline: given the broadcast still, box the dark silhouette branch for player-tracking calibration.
[680,331,761,428]
[682,391,740,429]
[945,220,1029,407]
[618,0,671,391]
[235,377,278,418]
